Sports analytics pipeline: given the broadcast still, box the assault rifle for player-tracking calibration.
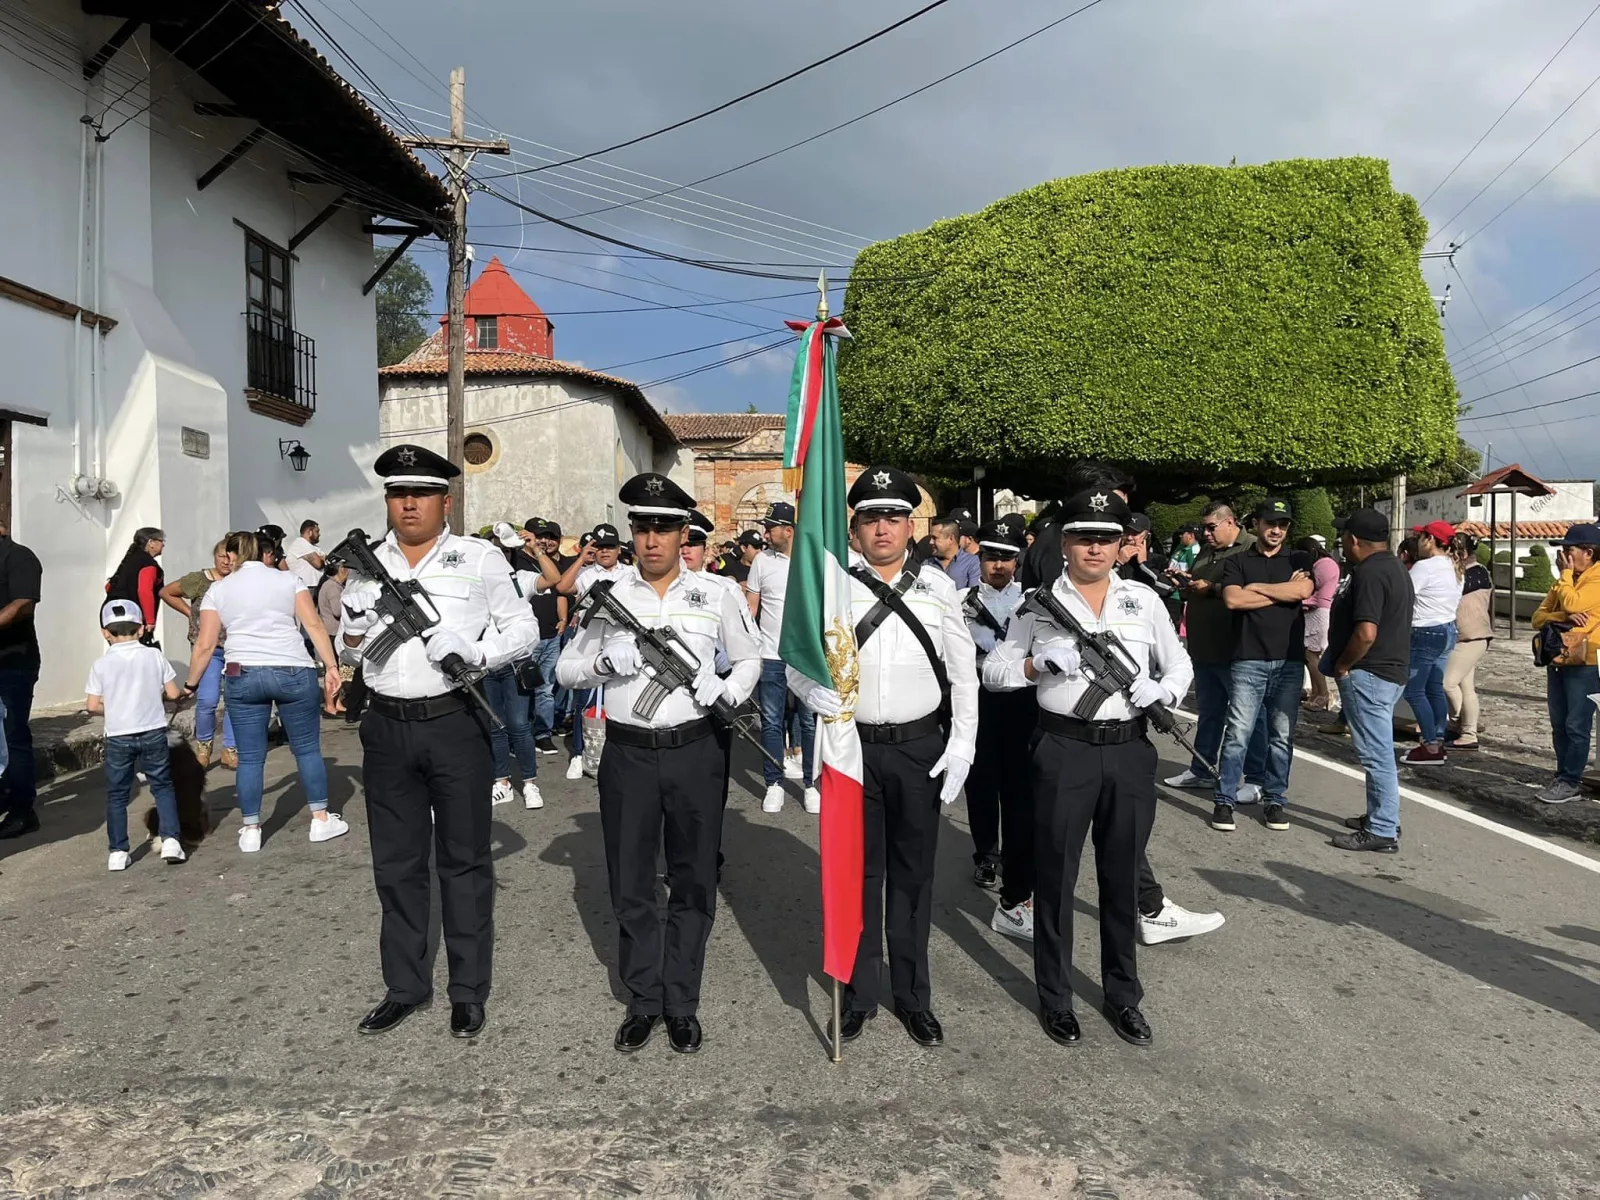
[325,529,503,731]
[1018,584,1217,780]
[961,588,1008,638]
[580,581,785,776]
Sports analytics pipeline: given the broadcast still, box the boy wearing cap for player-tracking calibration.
[1213,498,1315,832]
[87,599,186,869]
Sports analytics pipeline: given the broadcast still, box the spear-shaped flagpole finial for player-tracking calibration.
[817,268,829,322]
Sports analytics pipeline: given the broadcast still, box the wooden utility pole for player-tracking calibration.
[399,68,507,532]
[1389,473,1407,553]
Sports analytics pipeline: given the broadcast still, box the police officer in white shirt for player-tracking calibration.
[963,520,1039,944]
[788,465,979,1049]
[551,522,635,779]
[340,444,538,1042]
[556,473,760,1056]
[984,489,1193,1050]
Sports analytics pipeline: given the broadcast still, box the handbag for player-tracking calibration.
[512,657,543,692]
[1532,620,1589,668]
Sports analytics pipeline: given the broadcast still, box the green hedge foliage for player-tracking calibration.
[839,158,1457,492]
[1288,488,1337,544]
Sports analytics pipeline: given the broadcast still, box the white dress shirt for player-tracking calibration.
[555,567,761,729]
[352,532,538,699]
[743,547,792,659]
[201,561,313,668]
[573,560,635,599]
[983,571,1194,720]
[964,579,1022,663]
[286,536,323,588]
[788,556,979,763]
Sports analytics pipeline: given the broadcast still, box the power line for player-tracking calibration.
[1458,347,1600,402]
[1457,120,1600,245]
[1419,0,1600,208]
[1448,262,1600,357]
[492,0,961,177]
[1458,385,1600,423]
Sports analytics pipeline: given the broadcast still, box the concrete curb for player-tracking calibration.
[31,707,198,786]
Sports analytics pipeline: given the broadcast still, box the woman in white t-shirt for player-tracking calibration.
[1401,521,1465,766]
[181,530,344,854]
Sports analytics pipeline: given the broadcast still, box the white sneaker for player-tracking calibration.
[108,850,131,871]
[1237,782,1263,805]
[238,825,262,854]
[803,786,821,814]
[762,783,785,813]
[1163,769,1210,790]
[523,780,544,810]
[565,756,585,781]
[491,779,515,806]
[160,837,186,864]
[1138,899,1226,945]
[310,813,350,843]
[783,756,803,781]
[991,898,1034,941]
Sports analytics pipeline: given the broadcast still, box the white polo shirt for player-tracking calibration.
[200,561,314,668]
[85,641,175,737]
[744,547,792,660]
[287,536,322,588]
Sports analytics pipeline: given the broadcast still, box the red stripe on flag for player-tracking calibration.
[818,761,864,983]
[793,322,826,469]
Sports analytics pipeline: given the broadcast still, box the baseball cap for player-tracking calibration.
[1343,508,1389,541]
[101,598,142,628]
[1127,512,1153,535]
[592,523,621,547]
[760,501,796,527]
[1411,520,1457,544]
[1558,522,1600,549]
[737,529,766,549]
[1254,497,1293,522]
[491,521,522,549]
[577,531,596,550]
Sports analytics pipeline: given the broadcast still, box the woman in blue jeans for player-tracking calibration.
[183,531,343,853]
[1401,523,1463,766]
[485,664,542,809]
[160,539,236,768]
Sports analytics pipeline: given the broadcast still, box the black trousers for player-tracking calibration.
[846,731,944,1015]
[968,687,1040,908]
[597,734,726,1017]
[359,706,495,1005]
[1136,813,1164,918]
[1031,730,1158,1012]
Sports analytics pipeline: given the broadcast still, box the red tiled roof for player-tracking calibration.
[663,413,786,442]
[1456,520,1582,540]
[1458,463,1557,498]
[379,350,674,444]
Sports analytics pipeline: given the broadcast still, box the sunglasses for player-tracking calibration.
[1201,521,1233,533]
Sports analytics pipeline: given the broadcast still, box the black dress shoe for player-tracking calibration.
[894,1006,944,1047]
[972,862,999,890]
[837,1008,875,1043]
[1105,1004,1152,1047]
[1039,1007,1082,1046]
[0,810,40,840]
[450,1002,486,1039]
[666,1015,702,1054]
[614,1014,659,1053]
[357,999,427,1035]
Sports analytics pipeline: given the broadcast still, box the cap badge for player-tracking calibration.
[645,477,665,496]
[872,470,891,488]
[1089,493,1109,512]
[396,447,418,467]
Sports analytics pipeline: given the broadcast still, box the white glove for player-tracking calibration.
[929,750,972,806]
[1032,642,1081,678]
[693,665,728,708]
[598,638,641,678]
[424,628,484,668]
[1128,676,1168,711]
[807,687,845,717]
[340,580,383,637]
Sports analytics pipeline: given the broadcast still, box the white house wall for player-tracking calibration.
[378,378,659,532]
[1,2,388,703]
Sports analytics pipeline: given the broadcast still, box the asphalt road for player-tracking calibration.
[1,721,1598,1199]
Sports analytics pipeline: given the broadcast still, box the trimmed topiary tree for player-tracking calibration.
[840,157,1457,495]
[1521,546,1554,594]
[1289,488,1337,544]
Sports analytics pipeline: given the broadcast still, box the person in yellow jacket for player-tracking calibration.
[1530,523,1600,803]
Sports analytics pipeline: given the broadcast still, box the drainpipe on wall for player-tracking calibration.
[90,126,106,488]
[70,116,89,483]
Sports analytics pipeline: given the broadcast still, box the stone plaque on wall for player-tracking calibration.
[181,427,210,459]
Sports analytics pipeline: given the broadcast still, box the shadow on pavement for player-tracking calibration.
[541,810,627,1006]
[1199,860,1600,1034]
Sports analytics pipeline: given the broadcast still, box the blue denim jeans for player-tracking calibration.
[760,658,812,786]
[0,667,37,817]
[1337,668,1405,838]
[1216,658,1302,805]
[485,665,539,781]
[530,636,562,740]
[222,665,328,824]
[194,646,236,750]
[104,729,179,851]
[1548,663,1600,784]
[1190,661,1267,783]
[1404,622,1457,745]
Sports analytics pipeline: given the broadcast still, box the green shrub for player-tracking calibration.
[1521,549,1554,594]
[1147,498,1208,546]
[1288,488,1337,544]
[1475,541,1492,566]
[840,157,1456,494]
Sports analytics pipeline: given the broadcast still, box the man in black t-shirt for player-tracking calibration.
[1212,498,1313,833]
[0,524,43,839]
[1325,508,1414,853]
[523,518,572,753]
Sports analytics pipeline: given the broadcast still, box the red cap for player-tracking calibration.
[1411,520,1457,544]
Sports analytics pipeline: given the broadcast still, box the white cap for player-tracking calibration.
[492,521,522,549]
[101,598,142,627]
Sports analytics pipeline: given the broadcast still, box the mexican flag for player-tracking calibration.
[777,313,863,984]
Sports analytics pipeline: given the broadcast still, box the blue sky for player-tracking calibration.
[316,0,1600,482]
